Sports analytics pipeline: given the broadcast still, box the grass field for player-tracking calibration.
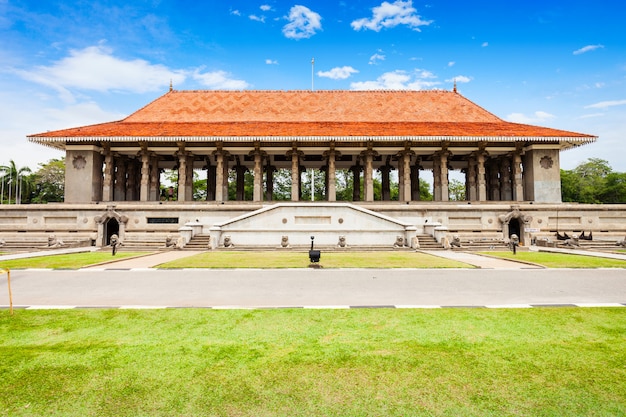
[0,252,148,269]
[481,251,626,268]
[1,308,624,416]
[158,251,474,269]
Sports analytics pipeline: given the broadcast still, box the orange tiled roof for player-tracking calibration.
[29,90,596,142]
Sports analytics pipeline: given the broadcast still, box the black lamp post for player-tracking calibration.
[309,235,321,263]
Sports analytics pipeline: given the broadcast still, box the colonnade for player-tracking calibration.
[99,144,527,203]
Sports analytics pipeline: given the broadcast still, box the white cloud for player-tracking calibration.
[191,69,249,90]
[351,0,432,32]
[230,9,241,16]
[506,111,556,124]
[317,66,359,80]
[448,61,455,67]
[13,44,185,102]
[249,14,266,23]
[573,44,604,55]
[445,75,472,83]
[369,53,386,64]
[282,5,322,39]
[350,69,440,90]
[265,59,279,65]
[584,99,626,109]
[13,44,250,100]
[481,42,489,47]
[260,5,272,11]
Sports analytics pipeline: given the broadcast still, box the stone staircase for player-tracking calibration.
[184,234,212,251]
[415,234,443,250]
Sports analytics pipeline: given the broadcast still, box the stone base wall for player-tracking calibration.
[1,202,625,248]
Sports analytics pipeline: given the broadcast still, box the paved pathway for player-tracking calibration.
[83,250,204,269]
[424,250,542,269]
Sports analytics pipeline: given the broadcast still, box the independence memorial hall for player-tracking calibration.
[3,88,624,251]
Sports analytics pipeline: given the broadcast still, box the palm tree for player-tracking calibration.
[0,160,33,204]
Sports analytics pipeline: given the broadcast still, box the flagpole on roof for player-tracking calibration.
[311,58,315,91]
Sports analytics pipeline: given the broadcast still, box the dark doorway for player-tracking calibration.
[509,218,521,240]
[104,218,120,245]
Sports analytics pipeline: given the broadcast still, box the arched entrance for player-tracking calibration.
[499,206,532,246]
[508,217,521,240]
[104,218,120,246]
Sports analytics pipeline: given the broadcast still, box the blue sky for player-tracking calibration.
[1,0,625,172]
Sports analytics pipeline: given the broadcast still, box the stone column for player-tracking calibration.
[102,151,114,202]
[476,151,488,201]
[350,163,362,201]
[140,151,150,201]
[467,156,477,201]
[287,148,303,202]
[149,156,160,201]
[489,160,500,201]
[433,156,441,201]
[234,164,248,201]
[398,150,414,202]
[500,157,513,201]
[176,152,188,202]
[439,151,450,202]
[378,165,392,201]
[411,159,421,201]
[323,148,339,202]
[361,149,378,202]
[185,155,194,201]
[512,152,524,201]
[265,163,276,201]
[214,149,230,202]
[114,156,127,201]
[250,148,265,202]
[205,157,216,201]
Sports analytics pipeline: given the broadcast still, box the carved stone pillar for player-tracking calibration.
[102,151,114,202]
[476,151,488,201]
[397,150,414,202]
[323,147,339,202]
[378,165,392,201]
[140,150,150,201]
[489,160,500,201]
[361,148,378,202]
[264,163,276,201]
[205,157,216,201]
[500,157,513,201]
[467,156,477,201]
[176,151,190,202]
[350,163,362,201]
[411,161,421,201]
[250,146,266,202]
[113,156,127,201]
[433,156,441,201]
[286,147,303,202]
[438,150,451,202]
[214,148,230,202]
[512,152,524,201]
[234,164,248,201]
[149,156,159,201]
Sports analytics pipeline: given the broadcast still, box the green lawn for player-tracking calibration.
[158,251,473,269]
[480,251,626,268]
[1,308,624,416]
[0,252,148,269]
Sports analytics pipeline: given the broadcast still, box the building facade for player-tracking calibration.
[29,89,596,205]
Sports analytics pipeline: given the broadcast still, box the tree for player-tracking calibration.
[31,158,65,203]
[600,172,626,203]
[448,178,466,201]
[561,158,626,203]
[0,160,33,204]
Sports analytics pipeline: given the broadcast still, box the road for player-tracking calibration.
[1,268,625,309]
